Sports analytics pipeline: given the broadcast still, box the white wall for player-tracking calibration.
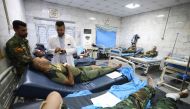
[0,0,26,73]
[24,0,121,50]
[120,3,190,57]
[6,0,26,22]
[0,0,12,72]
[2,0,190,60]
[5,0,26,36]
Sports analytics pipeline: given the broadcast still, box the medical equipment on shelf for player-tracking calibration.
[157,57,190,91]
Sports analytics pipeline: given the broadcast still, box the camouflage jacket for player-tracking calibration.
[6,35,32,73]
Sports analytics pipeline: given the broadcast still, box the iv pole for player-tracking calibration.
[180,56,190,91]
[171,33,179,56]
[180,40,190,91]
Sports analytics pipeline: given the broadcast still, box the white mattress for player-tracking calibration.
[165,58,188,67]
[129,57,162,64]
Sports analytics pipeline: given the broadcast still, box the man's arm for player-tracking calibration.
[149,51,158,57]
[51,64,74,85]
[6,41,32,64]
[51,69,74,86]
[64,65,74,85]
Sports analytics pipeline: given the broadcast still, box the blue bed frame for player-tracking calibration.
[109,47,143,57]
[15,68,128,99]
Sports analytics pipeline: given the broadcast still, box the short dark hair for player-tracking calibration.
[56,21,65,27]
[12,20,27,29]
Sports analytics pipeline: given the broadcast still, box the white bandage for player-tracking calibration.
[166,93,180,101]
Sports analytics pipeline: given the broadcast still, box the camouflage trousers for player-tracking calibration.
[59,86,177,109]
[77,66,116,82]
[103,86,177,109]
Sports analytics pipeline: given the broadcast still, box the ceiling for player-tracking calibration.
[43,0,190,17]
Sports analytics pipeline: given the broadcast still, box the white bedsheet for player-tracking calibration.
[91,92,121,108]
[129,57,162,63]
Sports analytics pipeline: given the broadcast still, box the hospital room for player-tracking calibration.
[1,0,190,108]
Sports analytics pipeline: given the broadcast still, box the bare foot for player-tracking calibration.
[147,76,154,88]
[116,64,122,69]
[179,89,189,98]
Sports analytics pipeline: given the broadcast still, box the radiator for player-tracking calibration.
[0,66,19,109]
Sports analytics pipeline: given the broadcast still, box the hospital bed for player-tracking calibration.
[109,47,143,58]
[12,86,190,109]
[74,57,96,66]
[15,56,135,99]
[74,47,96,66]
[129,57,162,74]
[97,45,111,59]
[98,45,110,54]
[157,57,190,91]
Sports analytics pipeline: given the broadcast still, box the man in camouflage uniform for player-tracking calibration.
[143,46,158,58]
[6,20,32,75]
[32,57,121,85]
[139,46,158,58]
[103,76,189,109]
[122,43,137,53]
[104,88,184,109]
[40,77,188,109]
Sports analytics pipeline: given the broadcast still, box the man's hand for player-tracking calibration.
[23,55,33,62]
[60,49,66,54]
[55,48,66,54]
[55,47,62,53]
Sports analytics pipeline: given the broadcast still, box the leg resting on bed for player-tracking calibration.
[40,91,63,109]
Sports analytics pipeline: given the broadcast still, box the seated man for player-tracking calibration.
[40,76,188,109]
[32,57,121,85]
[122,43,137,53]
[142,46,158,58]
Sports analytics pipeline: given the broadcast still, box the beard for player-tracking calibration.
[58,33,64,37]
[21,33,28,38]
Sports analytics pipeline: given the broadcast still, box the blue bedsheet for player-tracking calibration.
[67,67,147,109]
[108,78,147,100]
[111,67,147,100]
[66,90,92,98]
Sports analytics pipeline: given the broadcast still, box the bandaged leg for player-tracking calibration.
[152,89,188,109]
[166,89,188,101]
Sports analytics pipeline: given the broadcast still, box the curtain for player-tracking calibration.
[96,25,117,48]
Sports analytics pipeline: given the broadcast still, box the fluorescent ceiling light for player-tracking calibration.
[156,14,165,18]
[125,3,140,9]
[89,17,96,20]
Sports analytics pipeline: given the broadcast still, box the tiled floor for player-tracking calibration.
[96,59,190,107]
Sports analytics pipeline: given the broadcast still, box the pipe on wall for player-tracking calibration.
[161,7,172,40]
[2,0,11,34]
